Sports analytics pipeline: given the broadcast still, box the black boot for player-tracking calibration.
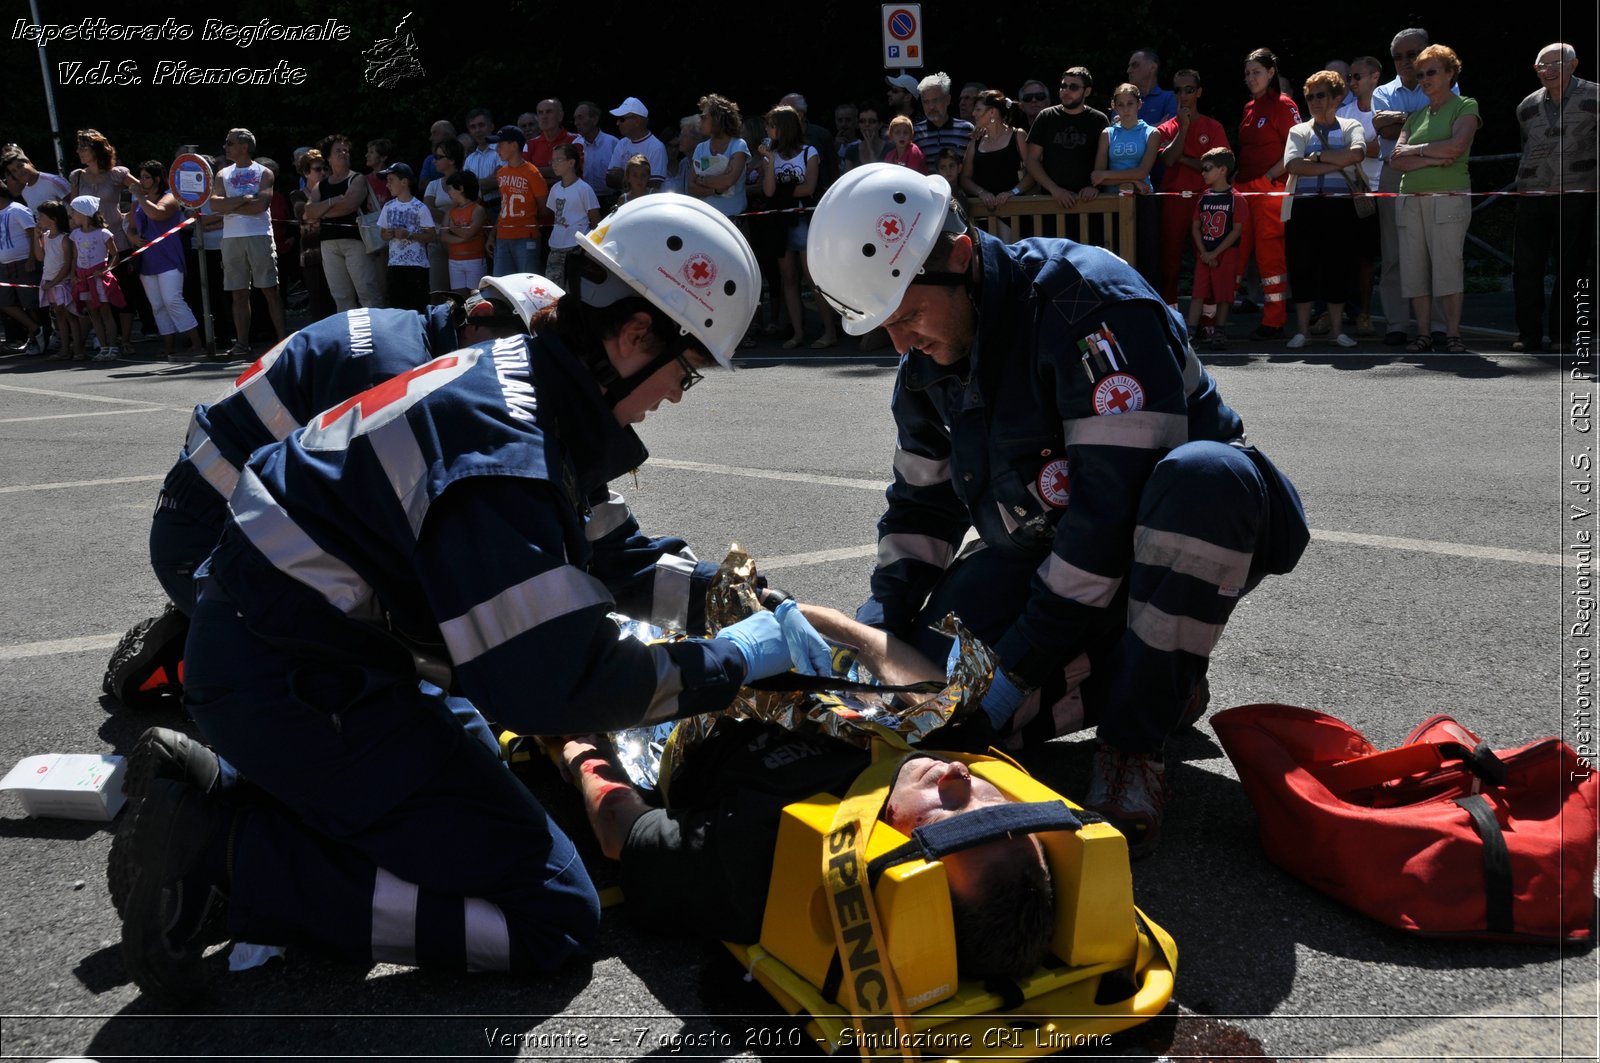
[117,778,237,1002]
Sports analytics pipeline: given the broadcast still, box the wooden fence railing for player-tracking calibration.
[964,194,1138,265]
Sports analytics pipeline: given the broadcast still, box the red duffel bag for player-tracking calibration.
[1212,704,1599,942]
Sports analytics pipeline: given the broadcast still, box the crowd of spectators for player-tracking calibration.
[0,32,1593,360]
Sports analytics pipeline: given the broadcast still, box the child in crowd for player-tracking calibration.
[68,194,123,361]
[0,181,42,354]
[884,116,925,171]
[375,163,435,313]
[34,199,81,359]
[934,148,967,210]
[544,143,599,288]
[439,171,486,297]
[617,154,652,206]
[1188,146,1249,350]
[1092,84,1159,194]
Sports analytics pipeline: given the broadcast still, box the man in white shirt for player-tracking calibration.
[573,101,621,207]
[604,97,667,191]
[212,128,287,355]
[463,108,502,222]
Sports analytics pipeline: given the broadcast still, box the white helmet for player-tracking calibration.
[475,273,565,332]
[575,193,758,367]
[806,163,954,336]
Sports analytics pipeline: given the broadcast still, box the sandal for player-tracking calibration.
[1404,336,1433,353]
[1441,336,1468,353]
[780,336,802,350]
[810,336,838,350]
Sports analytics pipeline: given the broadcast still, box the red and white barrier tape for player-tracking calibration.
[0,213,197,289]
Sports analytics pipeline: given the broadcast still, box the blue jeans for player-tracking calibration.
[492,236,541,277]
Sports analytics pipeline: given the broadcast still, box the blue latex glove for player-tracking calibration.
[714,611,793,681]
[979,668,1030,729]
[775,600,834,676]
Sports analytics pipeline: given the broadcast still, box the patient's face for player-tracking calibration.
[884,754,1008,832]
[882,754,1041,904]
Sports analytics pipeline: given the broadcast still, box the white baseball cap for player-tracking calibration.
[609,96,649,119]
[885,73,920,93]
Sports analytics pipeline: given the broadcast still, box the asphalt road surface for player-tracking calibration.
[0,341,1594,1062]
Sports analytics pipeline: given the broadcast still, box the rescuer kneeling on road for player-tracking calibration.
[111,196,823,1001]
[806,163,1310,857]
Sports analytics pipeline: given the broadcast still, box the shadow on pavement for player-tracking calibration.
[81,954,592,1060]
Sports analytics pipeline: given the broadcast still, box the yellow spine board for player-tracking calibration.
[743,748,1178,1059]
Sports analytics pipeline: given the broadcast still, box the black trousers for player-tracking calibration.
[1513,192,1598,348]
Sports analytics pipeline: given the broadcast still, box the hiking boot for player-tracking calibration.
[103,604,188,708]
[1082,742,1168,859]
[124,727,224,800]
[110,728,229,918]
[117,778,236,1002]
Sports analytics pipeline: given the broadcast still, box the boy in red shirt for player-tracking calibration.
[1189,147,1250,350]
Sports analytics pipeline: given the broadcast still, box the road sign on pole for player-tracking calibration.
[168,153,213,208]
[881,4,923,69]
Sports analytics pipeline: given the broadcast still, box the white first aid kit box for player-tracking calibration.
[0,754,127,821]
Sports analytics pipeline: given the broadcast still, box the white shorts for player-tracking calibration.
[448,257,483,290]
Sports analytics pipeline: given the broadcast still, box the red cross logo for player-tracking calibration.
[682,252,716,288]
[1093,372,1145,416]
[1037,458,1071,508]
[877,213,906,242]
[318,356,460,429]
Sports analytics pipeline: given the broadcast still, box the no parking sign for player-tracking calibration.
[168,153,213,209]
[881,4,923,68]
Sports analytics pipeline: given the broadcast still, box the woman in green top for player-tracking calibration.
[1388,44,1480,353]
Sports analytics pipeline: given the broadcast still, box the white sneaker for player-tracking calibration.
[96,345,119,361]
[44,333,60,352]
[1286,333,1307,349]
[1334,333,1357,348]
[1083,742,1168,858]
[23,333,44,355]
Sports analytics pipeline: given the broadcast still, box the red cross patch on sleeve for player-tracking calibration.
[1092,372,1145,416]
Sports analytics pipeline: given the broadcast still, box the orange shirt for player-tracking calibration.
[495,162,548,239]
[447,203,485,261]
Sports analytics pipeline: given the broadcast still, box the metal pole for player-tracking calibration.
[27,0,65,175]
[196,215,216,355]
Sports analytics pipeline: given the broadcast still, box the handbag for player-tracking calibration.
[1212,703,1598,942]
[1344,163,1376,218]
[356,177,387,255]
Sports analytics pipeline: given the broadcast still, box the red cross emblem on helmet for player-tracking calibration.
[682,252,717,288]
[1092,372,1146,416]
[876,213,906,242]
